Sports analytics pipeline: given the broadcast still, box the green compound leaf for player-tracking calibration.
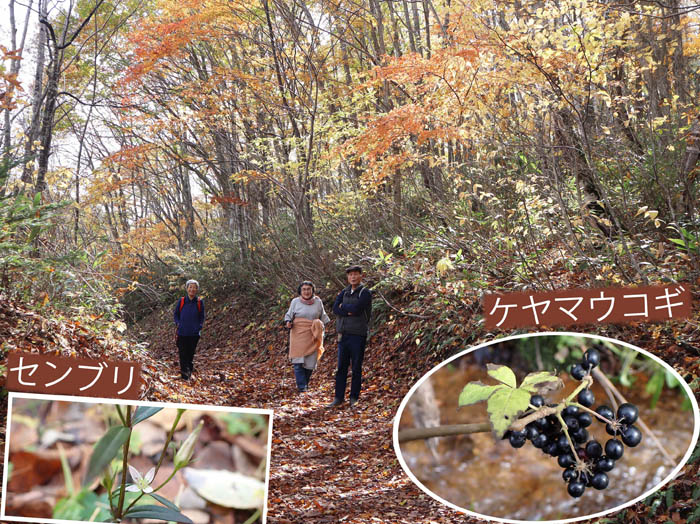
[520,371,563,395]
[487,387,531,437]
[486,364,517,388]
[458,382,503,407]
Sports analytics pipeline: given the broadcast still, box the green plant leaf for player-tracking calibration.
[149,492,182,512]
[487,387,531,437]
[84,426,131,487]
[54,488,111,522]
[131,406,163,425]
[125,504,193,523]
[458,382,502,407]
[486,364,517,388]
[520,371,563,395]
[646,369,665,409]
[27,225,41,243]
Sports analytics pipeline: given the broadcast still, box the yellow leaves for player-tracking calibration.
[636,206,661,228]
[650,116,669,131]
[436,257,454,277]
[596,90,612,108]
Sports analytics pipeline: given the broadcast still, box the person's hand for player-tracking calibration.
[285,321,292,329]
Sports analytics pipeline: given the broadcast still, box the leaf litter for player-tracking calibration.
[1,285,699,523]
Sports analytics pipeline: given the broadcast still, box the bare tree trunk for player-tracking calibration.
[21,0,47,184]
[35,0,106,193]
[402,0,417,53]
[181,165,197,246]
[681,117,700,217]
[386,1,402,57]
[393,169,402,233]
[411,0,423,56]
[2,0,32,170]
[423,0,431,58]
[34,39,61,193]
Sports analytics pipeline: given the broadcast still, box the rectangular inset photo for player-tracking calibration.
[1,393,272,524]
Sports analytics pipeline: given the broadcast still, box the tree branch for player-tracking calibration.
[398,422,491,443]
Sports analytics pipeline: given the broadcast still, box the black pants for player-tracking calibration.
[177,335,200,378]
[334,334,367,401]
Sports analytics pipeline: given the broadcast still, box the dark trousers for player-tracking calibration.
[334,334,367,401]
[177,335,200,378]
[293,364,313,391]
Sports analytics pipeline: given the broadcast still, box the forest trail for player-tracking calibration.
[138,296,470,523]
[2,287,699,523]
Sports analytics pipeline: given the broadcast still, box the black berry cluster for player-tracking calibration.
[505,347,643,499]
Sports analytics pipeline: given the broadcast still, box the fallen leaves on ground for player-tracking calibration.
[2,281,699,523]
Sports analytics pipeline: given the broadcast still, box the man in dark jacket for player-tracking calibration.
[173,279,205,380]
[328,265,371,407]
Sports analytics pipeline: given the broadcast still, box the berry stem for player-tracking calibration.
[573,403,614,425]
[565,375,593,404]
[556,412,582,466]
[592,368,675,465]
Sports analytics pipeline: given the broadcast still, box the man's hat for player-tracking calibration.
[345,264,363,273]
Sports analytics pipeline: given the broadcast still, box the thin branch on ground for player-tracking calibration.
[373,289,434,319]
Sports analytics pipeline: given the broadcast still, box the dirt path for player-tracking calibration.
[135,292,700,524]
[2,289,698,523]
[139,301,476,523]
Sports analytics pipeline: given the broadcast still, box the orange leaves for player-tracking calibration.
[103,144,157,171]
[340,28,491,186]
[0,45,23,111]
[122,10,212,87]
[0,45,22,61]
[343,103,462,185]
[210,194,249,207]
[121,0,253,88]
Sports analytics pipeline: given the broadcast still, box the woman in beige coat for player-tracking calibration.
[284,281,330,392]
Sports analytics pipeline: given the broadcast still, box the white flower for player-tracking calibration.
[125,465,155,493]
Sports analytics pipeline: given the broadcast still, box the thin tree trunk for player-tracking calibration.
[393,169,402,233]
[402,0,417,54]
[411,0,423,56]
[21,0,47,184]
[422,0,431,58]
[34,40,61,193]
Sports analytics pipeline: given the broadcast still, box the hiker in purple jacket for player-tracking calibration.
[173,279,205,380]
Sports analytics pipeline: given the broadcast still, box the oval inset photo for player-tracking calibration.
[393,333,699,523]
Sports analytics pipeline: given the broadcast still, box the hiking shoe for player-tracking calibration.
[349,397,358,407]
[327,398,343,408]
